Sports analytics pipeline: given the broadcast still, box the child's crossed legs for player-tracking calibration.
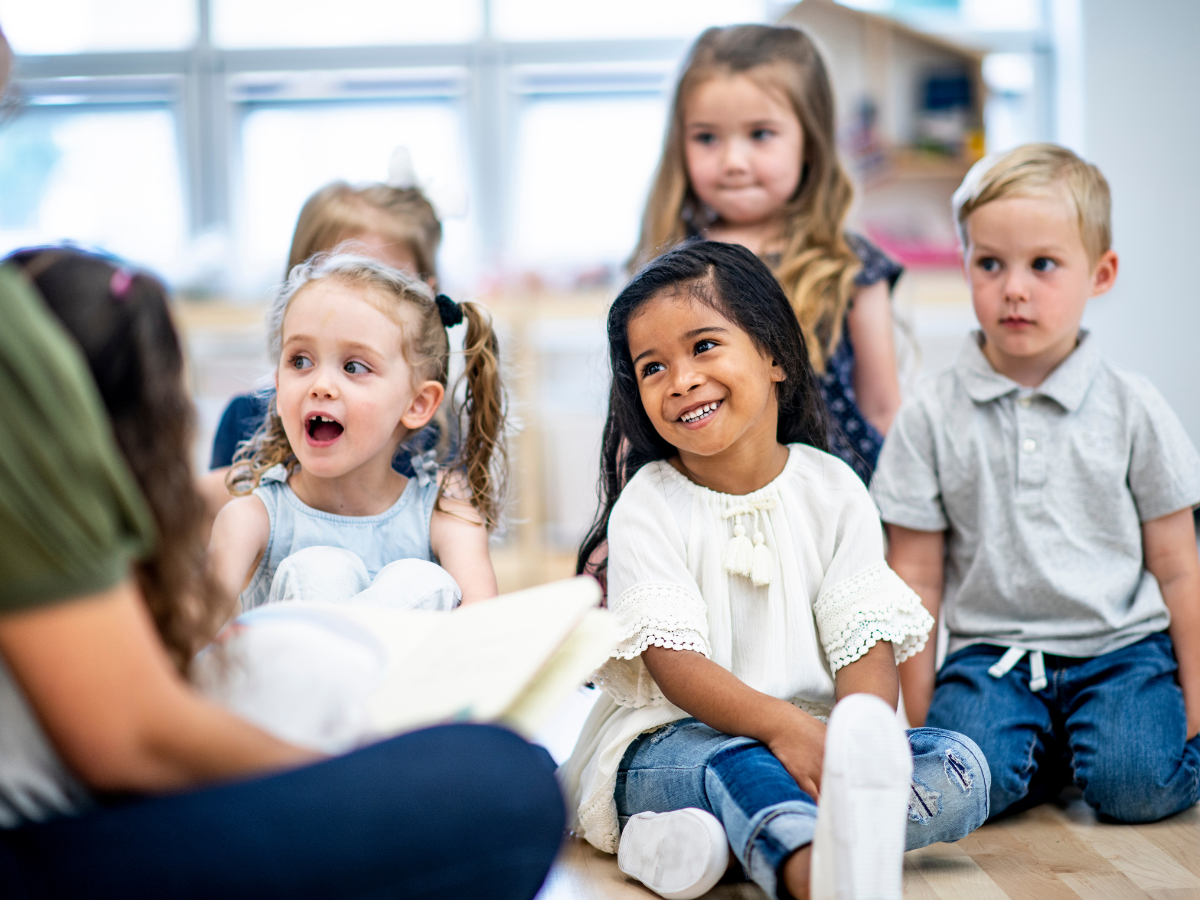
[614,718,989,900]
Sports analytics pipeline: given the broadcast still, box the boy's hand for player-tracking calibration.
[763,708,827,801]
[885,524,945,726]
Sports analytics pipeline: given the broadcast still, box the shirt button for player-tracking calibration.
[1022,438,1037,453]
[1018,397,1032,408]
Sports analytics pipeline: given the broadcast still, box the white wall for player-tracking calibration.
[1076,0,1200,442]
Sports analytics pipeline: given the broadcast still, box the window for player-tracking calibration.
[236,100,472,293]
[211,0,483,48]
[510,94,668,279]
[0,107,188,278]
[493,0,768,41]
[0,0,196,54]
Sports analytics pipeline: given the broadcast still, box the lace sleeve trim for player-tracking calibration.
[813,562,933,673]
[610,581,710,661]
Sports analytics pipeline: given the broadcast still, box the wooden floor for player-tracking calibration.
[539,797,1200,900]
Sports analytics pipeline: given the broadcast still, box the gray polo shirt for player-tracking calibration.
[871,331,1200,658]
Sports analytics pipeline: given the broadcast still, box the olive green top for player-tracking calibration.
[0,263,156,612]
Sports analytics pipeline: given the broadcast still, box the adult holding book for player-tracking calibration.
[0,31,562,899]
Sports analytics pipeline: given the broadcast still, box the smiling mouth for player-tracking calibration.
[307,414,344,442]
[679,401,721,424]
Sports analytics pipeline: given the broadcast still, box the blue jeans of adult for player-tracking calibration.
[0,724,564,900]
[925,632,1200,823]
[614,718,990,900]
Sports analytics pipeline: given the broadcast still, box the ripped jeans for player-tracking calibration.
[614,718,990,900]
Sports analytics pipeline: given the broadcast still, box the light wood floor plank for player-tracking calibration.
[903,841,1011,900]
[1066,824,1200,894]
[540,803,1200,900]
[1057,871,1154,900]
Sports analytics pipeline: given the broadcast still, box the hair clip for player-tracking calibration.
[110,268,134,300]
[435,293,463,328]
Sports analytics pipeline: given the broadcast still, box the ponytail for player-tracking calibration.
[443,300,507,531]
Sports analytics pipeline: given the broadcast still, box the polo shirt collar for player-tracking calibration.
[956,330,1100,412]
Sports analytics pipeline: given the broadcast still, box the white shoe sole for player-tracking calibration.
[810,693,913,900]
[618,808,730,900]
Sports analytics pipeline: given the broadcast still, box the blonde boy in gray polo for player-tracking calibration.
[872,144,1200,823]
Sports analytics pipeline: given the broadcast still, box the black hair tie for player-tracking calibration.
[435,293,463,327]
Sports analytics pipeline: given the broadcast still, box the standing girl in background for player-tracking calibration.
[199,170,446,529]
[209,253,505,612]
[634,24,902,481]
[563,242,987,900]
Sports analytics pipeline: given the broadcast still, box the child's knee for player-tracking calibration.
[906,728,991,847]
[359,558,462,610]
[269,546,370,604]
[1078,748,1196,823]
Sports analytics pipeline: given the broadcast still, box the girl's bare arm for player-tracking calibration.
[643,640,898,800]
[429,472,498,605]
[1142,507,1200,739]
[886,524,945,726]
[0,579,317,793]
[208,494,271,616]
[846,280,901,436]
[642,646,827,798]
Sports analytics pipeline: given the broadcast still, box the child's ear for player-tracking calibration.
[401,380,446,431]
[770,358,786,383]
[1090,249,1119,297]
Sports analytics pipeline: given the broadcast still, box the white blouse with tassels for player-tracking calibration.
[559,443,933,855]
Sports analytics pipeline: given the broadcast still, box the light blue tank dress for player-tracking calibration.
[240,456,445,611]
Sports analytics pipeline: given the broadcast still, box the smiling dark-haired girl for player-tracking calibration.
[562,241,990,900]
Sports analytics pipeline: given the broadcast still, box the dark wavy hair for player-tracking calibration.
[577,241,829,578]
[8,247,225,672]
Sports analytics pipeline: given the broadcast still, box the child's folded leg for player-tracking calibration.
[268,546,371,605]
[351,558,462,610]
[614,718,817,900]
[1062,632,1200,823]
[904,727,991,848]
[925,644,1067,819]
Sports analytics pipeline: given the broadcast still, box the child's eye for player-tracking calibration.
[977,257,1000,273]
[290,355,313,370]
[691,131,716,146]
[751,128,775,141]
[695,339,718,354]
[640,362,664,379]
[344,361,369,375]
[1032,257,1058,273]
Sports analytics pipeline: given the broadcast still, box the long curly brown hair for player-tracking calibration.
[10,248,226,672]
[632,24,862,372]
[228,253,507,530]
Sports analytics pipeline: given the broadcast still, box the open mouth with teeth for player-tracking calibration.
[306,414,345,443]
[679,400,721,425]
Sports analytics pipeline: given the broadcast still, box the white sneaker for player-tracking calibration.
[617,808,730,899]
[809,693,912,900]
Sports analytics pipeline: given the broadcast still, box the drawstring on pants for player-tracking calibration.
[987,647,1048,692]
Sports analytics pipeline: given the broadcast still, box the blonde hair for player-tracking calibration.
[633,24,861,372]
[289,182,442,283]
[953,143,1112,265]
[229,253,507,530]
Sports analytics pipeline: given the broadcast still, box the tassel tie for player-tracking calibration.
[721,498,777,587]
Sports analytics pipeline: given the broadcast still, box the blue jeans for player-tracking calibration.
[614,718,989,900]
[0,724,563,899]
[926,632,1200,823]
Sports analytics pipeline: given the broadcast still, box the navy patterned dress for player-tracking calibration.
[761,233,902,484]
[820,233,903,483]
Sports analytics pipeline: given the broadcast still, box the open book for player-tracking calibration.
[195,576,615,751]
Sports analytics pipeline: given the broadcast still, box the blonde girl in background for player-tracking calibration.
[208,253,505,615]
[198,165,446,530]
[635,24,903,481]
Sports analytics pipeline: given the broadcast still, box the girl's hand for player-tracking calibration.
[763,707,827,800]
